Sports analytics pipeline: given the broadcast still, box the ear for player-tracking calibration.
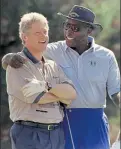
[87,27,93,34]
[22,33,28,42]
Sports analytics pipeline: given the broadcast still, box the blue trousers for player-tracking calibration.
[10,123,65,149]
[63,108,110,149]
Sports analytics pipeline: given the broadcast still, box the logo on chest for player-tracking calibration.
[89,61,97,67]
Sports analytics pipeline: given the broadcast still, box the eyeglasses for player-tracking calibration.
[63,22,91,32]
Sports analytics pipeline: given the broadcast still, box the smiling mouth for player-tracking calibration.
[66,35,74,40]
[66,33,74,40]
[38,41,46,44]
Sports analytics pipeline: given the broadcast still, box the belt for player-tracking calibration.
[15,120,61,130]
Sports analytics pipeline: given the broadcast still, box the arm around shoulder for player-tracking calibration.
[2,53,15,70]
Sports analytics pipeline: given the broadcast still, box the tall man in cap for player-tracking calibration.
[2,12,77,149]
[2,5,120,149]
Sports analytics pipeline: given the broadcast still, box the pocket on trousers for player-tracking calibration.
[10,123,24,144]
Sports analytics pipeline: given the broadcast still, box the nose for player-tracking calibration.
[65,30,75,40]
[65,28,74,35]
[39,33,48,42]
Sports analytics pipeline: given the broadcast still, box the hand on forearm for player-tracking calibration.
[49,84,77,100]
[38,92,60,104]
[22,79,76,105]
[38,92,72,106]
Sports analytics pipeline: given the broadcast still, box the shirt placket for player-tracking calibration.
[77,55,83,80]
[35,62,49,91]
[67,49,78,75]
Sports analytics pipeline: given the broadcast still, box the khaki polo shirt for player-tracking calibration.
[6,51,72,123]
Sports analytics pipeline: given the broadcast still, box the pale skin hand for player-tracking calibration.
[38,92,72,105]
[49,84,77,100]
[38,84,77,105]
[38,92,60,104]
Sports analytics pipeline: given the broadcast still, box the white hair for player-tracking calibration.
[19,12,49,44]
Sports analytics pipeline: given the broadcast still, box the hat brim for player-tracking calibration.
[57,12,103,31]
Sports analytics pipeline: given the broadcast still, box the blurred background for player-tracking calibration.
[0,0,120,148]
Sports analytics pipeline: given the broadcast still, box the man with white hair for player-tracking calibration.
[3,12,76,149]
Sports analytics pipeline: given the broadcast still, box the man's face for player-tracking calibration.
[23,21,49,52]
[63,19,92,47]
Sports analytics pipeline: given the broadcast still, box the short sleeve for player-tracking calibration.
[6,66,43,103]
[107,52,120,98]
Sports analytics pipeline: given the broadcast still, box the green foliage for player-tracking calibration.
[82,0,120,44]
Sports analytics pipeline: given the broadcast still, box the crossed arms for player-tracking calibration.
[5,56,76,106]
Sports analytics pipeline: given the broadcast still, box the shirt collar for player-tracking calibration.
[23,47,45,64]
[88,36,95,52]
[65,36,95,52]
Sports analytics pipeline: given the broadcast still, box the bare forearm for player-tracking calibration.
[49,84,77,100]
[38,92,60,104]
[111,92,120,107]
[37,92,73,106]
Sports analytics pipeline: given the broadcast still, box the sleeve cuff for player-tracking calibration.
[33,91,46,103]
[108,88,120,100]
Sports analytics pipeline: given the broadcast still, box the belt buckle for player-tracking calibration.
[48,125,53,130]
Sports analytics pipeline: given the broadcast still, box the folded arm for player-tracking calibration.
[21,80,76,105]
[6,65,76,106]
[4,52,77,105]
[6,65,60,105]
[52,63,77,105]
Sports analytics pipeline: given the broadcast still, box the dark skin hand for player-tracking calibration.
[9,54,27,68]
[2,53,26,69]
